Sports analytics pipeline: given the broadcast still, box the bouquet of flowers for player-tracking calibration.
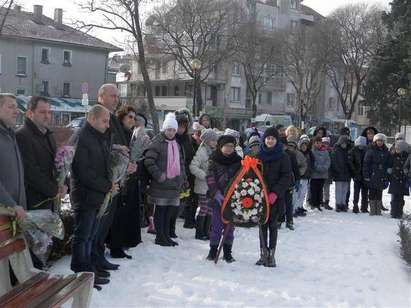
[97,147,130,219]
[129,127,151,163]
[53,145,75,211]
[0,206,64,267]
[221,156,270,226]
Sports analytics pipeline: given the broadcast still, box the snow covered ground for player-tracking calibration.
[51,185,411,308]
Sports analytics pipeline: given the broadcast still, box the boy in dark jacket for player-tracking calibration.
[389,141,410,219]
[363,133,391,216]
[331,135,352,212]
[350,136,369,213]
[206,135,242,263]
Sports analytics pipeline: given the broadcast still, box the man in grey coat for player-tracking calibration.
[0,93,36,296]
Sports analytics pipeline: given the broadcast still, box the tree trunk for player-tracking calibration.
[133,2,159,134]
[252,95,257,118]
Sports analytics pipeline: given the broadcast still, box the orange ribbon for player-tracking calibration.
[220,156,270,225]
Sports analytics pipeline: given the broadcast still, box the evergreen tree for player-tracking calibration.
[364,0,411,133]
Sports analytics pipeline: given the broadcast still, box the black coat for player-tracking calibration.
[349,146,367,182]
[388,152,410,196]
[331,145,351,182]
[363,144,391,190]
[260,152,292,201]
[108,111,128,146]
[16,118,58,210]
[285,149,299,185]
[70,122,112,210]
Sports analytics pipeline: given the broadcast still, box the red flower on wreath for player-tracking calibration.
[241,197,254,209]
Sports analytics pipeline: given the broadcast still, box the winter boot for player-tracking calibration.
[277,222,282,229]
[255,247,268,266]
[353,204,359,214]
[298,208,307,216]
[195,216,206,240]
[206,245,218,261]
[336,204,341,212]
[361,201,369,213]
[265,249,276,268]
[286,222,295,231]
[223,244,235,263]
[369,200,376,216]
[375,201,382,216]
[381,203,389,211]
[183,203,196,229]
[323,200,333,210]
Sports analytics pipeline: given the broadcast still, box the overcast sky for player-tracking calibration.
[16,0,393,47]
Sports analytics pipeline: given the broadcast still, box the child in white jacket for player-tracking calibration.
[190,129,218,240]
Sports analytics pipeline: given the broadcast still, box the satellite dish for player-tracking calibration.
[120,64,131,73]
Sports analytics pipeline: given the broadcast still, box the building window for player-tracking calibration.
[63,83,71,97]
[137,85,146,96]
[231,87,241,103]
[161,86,168,96]
[290,0,298,9]
[16,57,27,76]
[174,86,180,96]
[267,91,273,105]
[232,63,241,76]
[16,89,25,95]
[41,48,50,64]
[287,93,295,106]
[63,50,72,66]
[41,80,49,96]
[155,86,161,96]
[358,102,370,116]
[258,92,262,104]
[262,16,274,31]
[162,61,168,74]
[328,97,336,110]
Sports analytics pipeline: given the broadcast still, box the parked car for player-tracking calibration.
[66,117,86,130]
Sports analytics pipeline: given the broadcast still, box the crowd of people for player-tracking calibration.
[0,84,410,292]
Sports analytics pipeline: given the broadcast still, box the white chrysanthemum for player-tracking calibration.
[254,179,259,184]
[235,191,241,199]
[247,188,255,195]
[240,190,247,196]
[255,186,261,193]
[242,182,248,188]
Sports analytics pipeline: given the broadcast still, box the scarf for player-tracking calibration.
[258,141,284,163]
[211,149,242,166]
[165,139,181,179]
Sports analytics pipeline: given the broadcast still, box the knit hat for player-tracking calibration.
[200,128,218,144]
[337,135,349,146]
[373,133,387,143]
[224,128,240,139]
[199,113,210,125]
[248,135,260,148]
[298,138,310,149]
[175,108,191,124]
[300,134,310,142]
[355,136,367,147]
[395,141,409,153]
[322,137,331,144]
[162,113,178,131]
[217,135,237,149]
[287,135,299,148]
[395,132,405,141]
[192,122,204,132]
[135,113,147,127]
[263,127,279,141]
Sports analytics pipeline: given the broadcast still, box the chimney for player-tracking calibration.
[33,5,43,23]
[14,5,22,12]
[54,8,63,26]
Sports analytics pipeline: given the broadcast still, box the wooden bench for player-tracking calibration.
[0,215,94,308]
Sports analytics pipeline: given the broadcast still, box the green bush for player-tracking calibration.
[399,215,411,266]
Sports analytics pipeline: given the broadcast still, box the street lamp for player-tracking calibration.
[397,87,407,133]
[191,59,202,117]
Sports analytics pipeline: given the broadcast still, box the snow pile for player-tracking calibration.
[51,187,411,307]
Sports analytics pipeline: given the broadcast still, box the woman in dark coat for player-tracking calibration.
[144,113,186,246]
[361,126,379,146]
[110,106,141,259]
[389,141,410,219]
[257,127,291,267]
[363,133,391,216]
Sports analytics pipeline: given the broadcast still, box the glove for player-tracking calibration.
[268,192,277,205]
[215,191,224,205]
[158,173,166,183]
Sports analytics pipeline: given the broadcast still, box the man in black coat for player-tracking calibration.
[16,97,66,212]
[70,105,117,289]
[92,84,137,266]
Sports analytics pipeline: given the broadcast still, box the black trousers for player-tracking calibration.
[369,189,383,201]
[170,205,180,236]
[260,203,281,250]
[92,196,119,267]
[391,194,405,218]
[353,180,368,209]
[71,208,98,272]
[310,179,325,208]
[282,189,293,224]
[154,206,172,241]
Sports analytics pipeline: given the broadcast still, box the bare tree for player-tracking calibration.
[151,0,242,116]
[0,0,14,36]
[76,0,160,133]
[282,21,328,125]
[324,3,385,119]
[235,18,284,118]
